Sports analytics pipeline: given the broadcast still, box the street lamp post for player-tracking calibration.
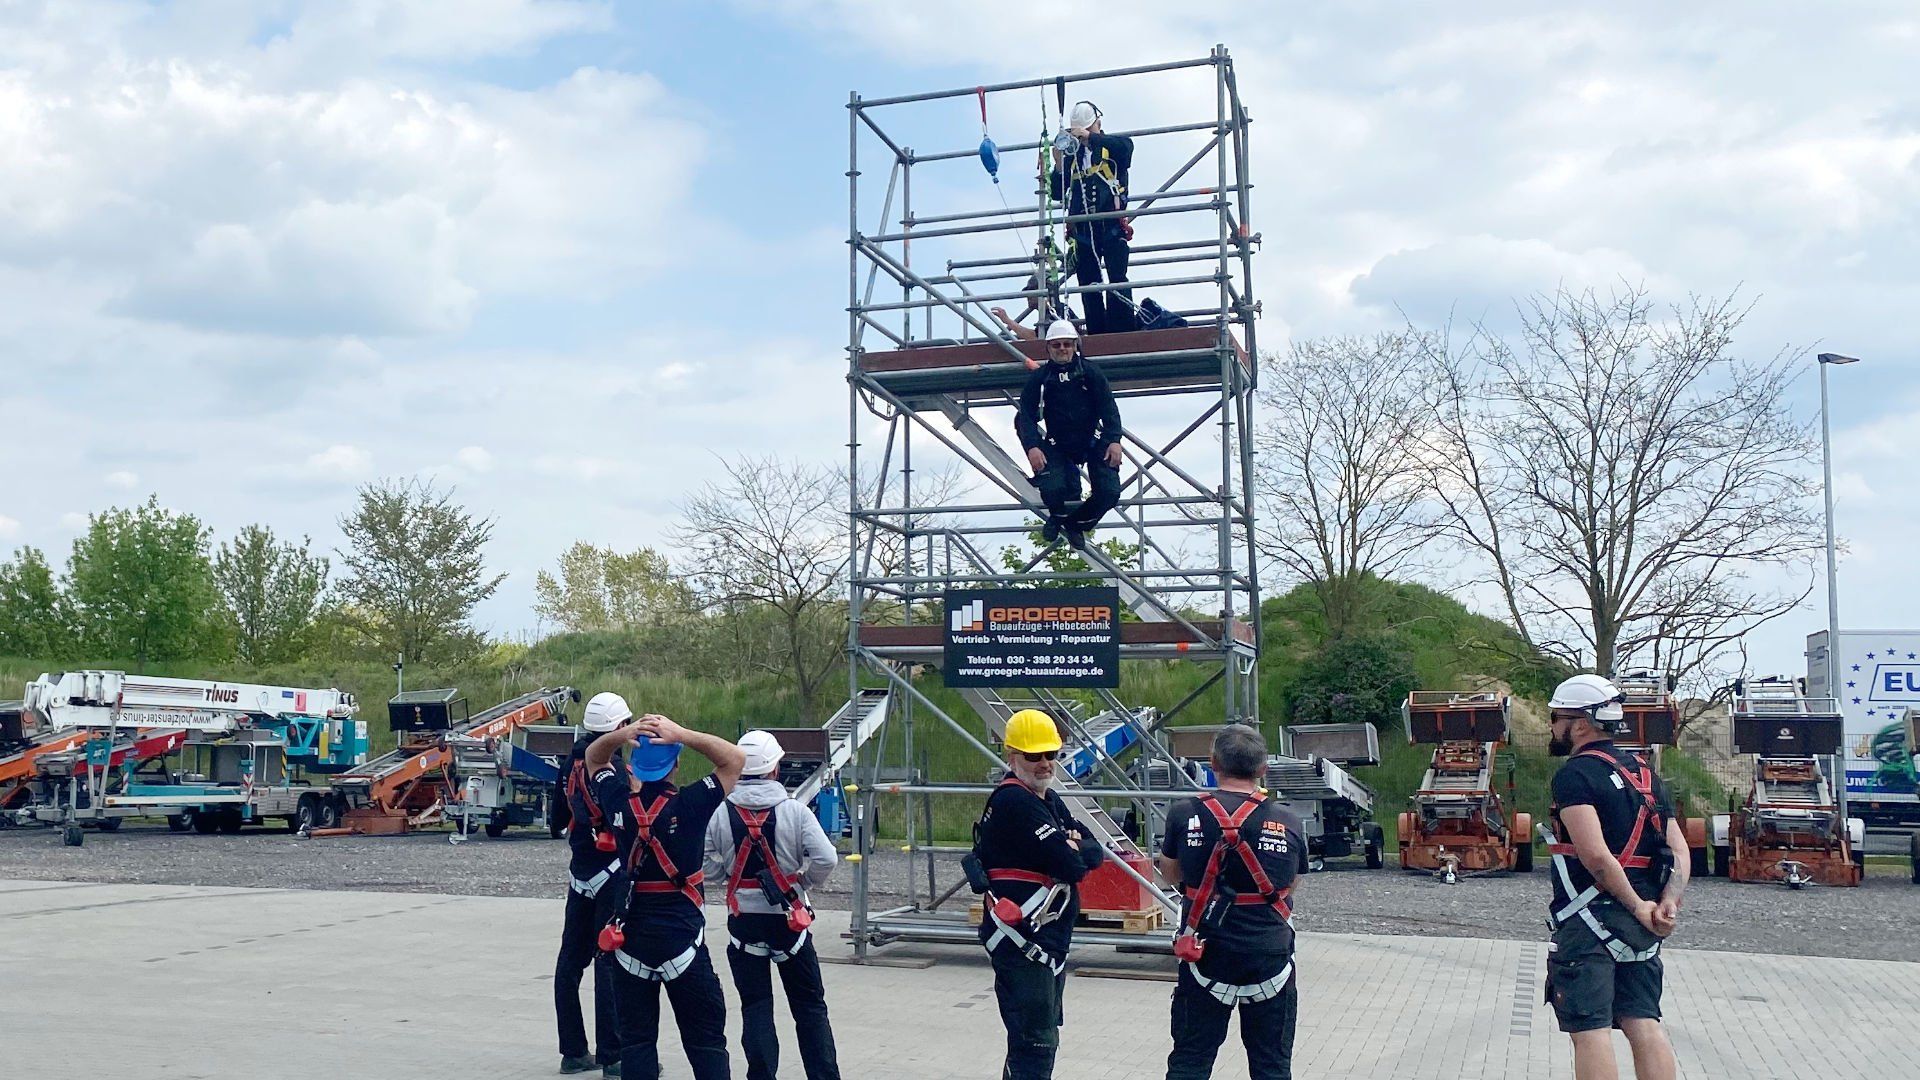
[1816,352,1859,822]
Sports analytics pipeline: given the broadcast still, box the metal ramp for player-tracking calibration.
[785,688,894,806]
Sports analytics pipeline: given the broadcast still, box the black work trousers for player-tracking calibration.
[1033,445,1121,532]
[613,944,731,1080]
[1166,958,1297,1080]
[991,949,1068,1080]
[1070,220,1134,335]
[727,914,842,1080]
[555,884,624,1063]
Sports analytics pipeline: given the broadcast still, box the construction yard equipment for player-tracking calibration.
[1710,677,1863,887]
[1398,691,1531,881]
[1152,723,1383,869]
[10,671,364,845]
[1612,675,1712,877]
[323,686,578,837]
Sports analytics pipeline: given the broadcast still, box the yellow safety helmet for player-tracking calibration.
[1004,710,1064,754]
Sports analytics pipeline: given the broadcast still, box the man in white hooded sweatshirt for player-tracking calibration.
[702,730,842,1080]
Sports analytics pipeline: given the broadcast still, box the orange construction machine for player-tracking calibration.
[1398,691,1531,881]
[1710,677,1862,887]
[1612,676,1711,877]
[322,687,578,836]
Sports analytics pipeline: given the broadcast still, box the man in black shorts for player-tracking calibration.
[1543,674,1690,1080]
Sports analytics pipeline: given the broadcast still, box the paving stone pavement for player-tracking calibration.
[4,879,1914,1079]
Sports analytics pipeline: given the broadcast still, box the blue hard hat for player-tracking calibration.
[629,735,682,781]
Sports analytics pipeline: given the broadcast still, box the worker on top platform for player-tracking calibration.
[1543,674,1690,1080]
[587,712,746,1080]
[1156,724,1304,1080]
[1017,320,1123,551]
[964,709,1107,1080]
[702,730,842,1080]
[553,692,632,1075]
[1051,100,1136,335]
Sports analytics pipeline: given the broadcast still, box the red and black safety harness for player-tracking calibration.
[597,791,706,982]
[723,805,816,962]
[1171,793,1295,1005]
[976,778,1075,974]
[1541,747,1666,962]
[565,760,621,897]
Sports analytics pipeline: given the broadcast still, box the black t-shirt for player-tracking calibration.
[559,736,624,880]
[973,777,1096,957]
[593,768,727,954]
[1160,791,1301,959]
[1548,743,1675,909]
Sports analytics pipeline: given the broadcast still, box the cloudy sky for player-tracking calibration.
[1,1,1913,675]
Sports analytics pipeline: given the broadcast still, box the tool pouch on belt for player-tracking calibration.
[1583,899,1661,956]
[961,851,992,895]
[756,866,787,908]
[1196,880,1237,933]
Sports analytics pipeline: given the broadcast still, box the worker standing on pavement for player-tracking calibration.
[553,692,632,1075]
[1156,724,1304,1080]
[965,709,1106,1080]
[587,712,747,1080]
[702,730,842,1079]
[1017,319,1124,551]
[1542,674,1690,1080]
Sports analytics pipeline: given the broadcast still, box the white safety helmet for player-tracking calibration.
[1548,674,1625,728]
[1068,101,1101,131]
[582,691,632,733]
[738,729,785,778]
[1045,319,1079,342]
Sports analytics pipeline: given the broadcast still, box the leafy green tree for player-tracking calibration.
[1285,633,1419,728]
[65,496,223,664]
[212,525,330,664]
[0,546,75,659]
[335,478,505,664]
[533,542,693,633]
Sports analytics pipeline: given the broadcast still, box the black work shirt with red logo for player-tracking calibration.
[1159,790,1302,959]
[592,769,727,952]
[973,776,1097,958]
[1548,742,1676,909]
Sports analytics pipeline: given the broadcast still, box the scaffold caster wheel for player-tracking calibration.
[63,823,84,847]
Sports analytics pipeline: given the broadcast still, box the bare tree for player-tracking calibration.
[674,456,848,722]
[1420,286,1821,697]
[1252,333,1436,638]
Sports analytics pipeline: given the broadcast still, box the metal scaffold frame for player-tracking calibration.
[837,47,1260,959]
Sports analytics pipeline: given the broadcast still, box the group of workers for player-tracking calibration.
[549,671,1686,1080]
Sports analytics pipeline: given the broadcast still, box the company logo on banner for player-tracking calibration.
[942,587,1120,688]
[1827,635,1920,799]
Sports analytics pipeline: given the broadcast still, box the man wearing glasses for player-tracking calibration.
[1017,320,1124,551]
[1542,674,1688,1080]
[966,709,1106,1079]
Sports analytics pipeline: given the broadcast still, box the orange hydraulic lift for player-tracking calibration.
[320,687,578,836]
[1710,678,1861,887]
[1398,691,1531,882]
[1612,676,1711,876]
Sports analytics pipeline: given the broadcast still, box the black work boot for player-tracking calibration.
[1066,528,1087,551]
[559,1056,595,1074]
[1042,517,1062,543]
[600,1062,623,1078]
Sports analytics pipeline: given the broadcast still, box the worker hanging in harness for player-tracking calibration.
[1017,320,1123,552]
[553,692,632,1076]
[964,709,1106,1080]
[1050,100,1136,334]
[702,730,843,1080]
[1542,674,1691,1080]
[1156,725,1304,1080]
[587,712,746,1080]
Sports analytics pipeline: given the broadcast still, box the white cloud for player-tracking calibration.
[456,446,494,473]
[307,444,372,476]
[0,514,19,538]
[59,512,89,530]
[103,470,139,489]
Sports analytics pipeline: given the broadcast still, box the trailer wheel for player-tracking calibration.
[1690,845,1709,880]
[319,798,343,830]
[94,817,121,832]
[191,810,219,834]
[1513,838,1533,873]
[294,793,322,834]
[1712,844,1732,878]
[1363,823,1384,869]
[1909,833,1919,885]
[63,823,84,847]
[484,821,508,839]
[167,815,189,833]
[217,808,244,834]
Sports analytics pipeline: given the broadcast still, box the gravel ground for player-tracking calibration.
[3,821,1915,963]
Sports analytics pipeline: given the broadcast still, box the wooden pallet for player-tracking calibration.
[966,902,1166,934]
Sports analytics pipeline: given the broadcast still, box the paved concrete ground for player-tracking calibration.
[4,879,1914,1079]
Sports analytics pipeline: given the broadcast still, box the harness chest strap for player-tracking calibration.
[626,793,704,906]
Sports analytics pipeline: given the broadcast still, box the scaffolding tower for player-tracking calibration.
[837,48,1259,958]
